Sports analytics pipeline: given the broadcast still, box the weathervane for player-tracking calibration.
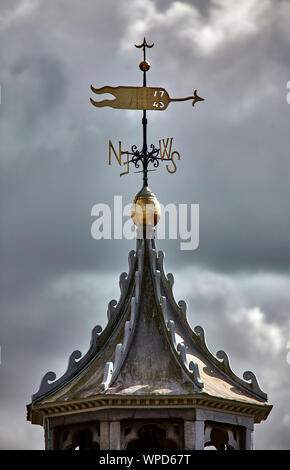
[90,38,204,185]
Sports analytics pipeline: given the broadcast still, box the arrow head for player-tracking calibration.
[192,89,204,106]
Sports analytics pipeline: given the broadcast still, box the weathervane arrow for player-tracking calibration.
[90,85,204,110]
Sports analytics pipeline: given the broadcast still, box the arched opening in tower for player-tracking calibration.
[126,424,178,451]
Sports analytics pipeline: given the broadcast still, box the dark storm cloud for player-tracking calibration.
[0,0,290,449]
[1,0,290,283]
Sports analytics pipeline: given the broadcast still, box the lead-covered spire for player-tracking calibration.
[28,232,270,426]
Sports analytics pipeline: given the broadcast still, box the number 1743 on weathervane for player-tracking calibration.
[90,38,204,181]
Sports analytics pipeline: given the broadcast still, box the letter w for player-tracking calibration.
[159,138,173,161]
[143,455,155,464]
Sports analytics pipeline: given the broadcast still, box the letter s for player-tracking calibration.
[166,151,181,174]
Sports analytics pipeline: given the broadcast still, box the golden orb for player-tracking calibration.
[139,60,150,72]
[131,186,161,226]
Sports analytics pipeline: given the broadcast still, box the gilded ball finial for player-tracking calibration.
[131,186,161,226]
[139,60,150,72]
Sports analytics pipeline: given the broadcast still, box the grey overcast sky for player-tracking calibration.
[0,0,290,449]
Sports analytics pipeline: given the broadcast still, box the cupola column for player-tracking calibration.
[184,419,205,450]
[100,421,121,450]
[245,425,254,450]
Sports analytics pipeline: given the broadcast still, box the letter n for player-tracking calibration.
[109,140,122,166]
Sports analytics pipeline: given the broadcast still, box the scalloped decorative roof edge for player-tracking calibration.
[30,238,268,405]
